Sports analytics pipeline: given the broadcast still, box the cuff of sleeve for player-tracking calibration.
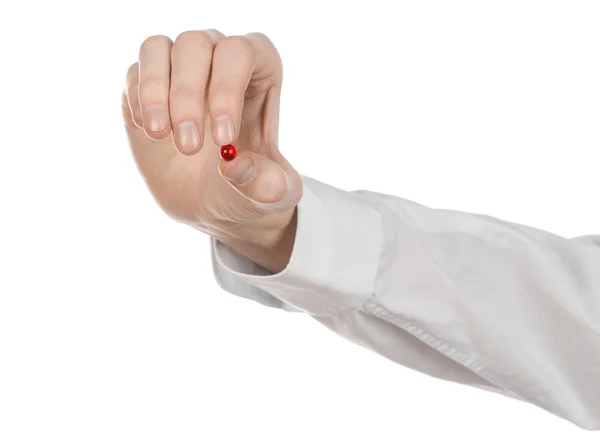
[211,174,383,316]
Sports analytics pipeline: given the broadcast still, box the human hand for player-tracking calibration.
[121,30,303,269]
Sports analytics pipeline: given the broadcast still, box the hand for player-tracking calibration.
[121,30,303,271]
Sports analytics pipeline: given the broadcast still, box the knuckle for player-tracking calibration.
[175,30,213,48]
[169,87,200,107]
[125,62,139,85]
[209,82,240,102]
[204,28,221,40]
[140,34,171,50]
[247,32,270,43]
[248,31,277,55]
[222,35,255,53]
[126,62,139,76]
[138,77,166,97]
[250,31,279,51]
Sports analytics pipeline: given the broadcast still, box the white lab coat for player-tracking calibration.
[210,175,600,430]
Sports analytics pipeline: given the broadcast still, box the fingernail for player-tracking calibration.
[223,156,254,184]
[145,105,169,132]
[175,121,200,153]
[212,115,234,146]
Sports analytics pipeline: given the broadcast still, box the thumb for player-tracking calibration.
[218,150,302,215]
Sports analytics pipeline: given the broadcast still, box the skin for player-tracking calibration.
[121,29,303,273]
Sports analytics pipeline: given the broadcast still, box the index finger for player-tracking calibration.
[207,33,283,147]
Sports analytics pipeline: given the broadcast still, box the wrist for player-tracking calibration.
[215,207,297,274]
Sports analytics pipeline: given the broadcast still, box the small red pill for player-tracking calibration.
[220,144,237,161]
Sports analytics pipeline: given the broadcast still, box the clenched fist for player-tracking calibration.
[121,30,303,272]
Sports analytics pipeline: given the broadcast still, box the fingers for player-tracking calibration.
[129,31,282,154]
[218,150,303,214]
[169,30,223,155]
[243,33,283,82]
[138,35,173,140]
[121,88,136,128]
[125,63,142,128]
[208,33,282,147]
[207,36,257,146]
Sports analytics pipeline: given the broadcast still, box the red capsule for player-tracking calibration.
[220,144,237,161]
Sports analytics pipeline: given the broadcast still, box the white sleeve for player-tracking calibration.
[210,174,600,430]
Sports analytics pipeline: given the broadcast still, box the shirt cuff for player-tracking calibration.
[210,174,383,316]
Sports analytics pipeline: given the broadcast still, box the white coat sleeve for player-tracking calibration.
[210,174,600,430]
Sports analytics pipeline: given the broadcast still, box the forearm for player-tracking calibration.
[209,175,600,429]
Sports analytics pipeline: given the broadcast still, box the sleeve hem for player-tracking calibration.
[211,174,384,316]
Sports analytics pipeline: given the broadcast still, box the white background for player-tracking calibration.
[1,1,598,436]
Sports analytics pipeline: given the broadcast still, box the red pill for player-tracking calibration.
[220,144,237,161]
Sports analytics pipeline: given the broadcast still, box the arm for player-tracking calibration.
[211,174,600,430]
[121,27,599,431]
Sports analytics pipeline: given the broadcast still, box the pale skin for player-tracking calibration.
[121,29,303,273]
